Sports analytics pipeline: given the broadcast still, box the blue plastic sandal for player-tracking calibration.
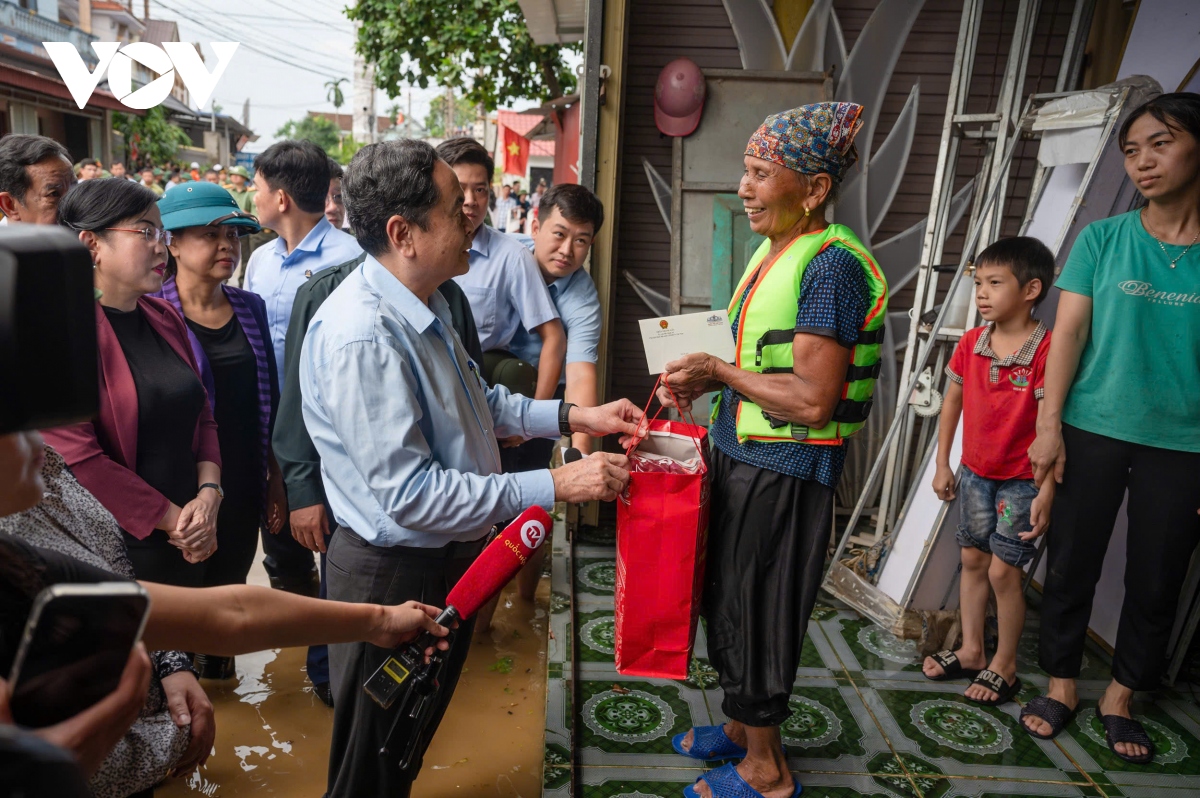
[672,725,747,760]
[682,762,802,797]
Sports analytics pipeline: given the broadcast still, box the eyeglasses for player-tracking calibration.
[105,226,172,246]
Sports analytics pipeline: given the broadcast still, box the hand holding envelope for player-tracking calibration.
[640,310,738,414]
[638,310,736,374]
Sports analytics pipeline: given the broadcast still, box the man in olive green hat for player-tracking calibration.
[225,165,255,213]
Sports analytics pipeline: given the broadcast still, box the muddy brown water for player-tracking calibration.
[157,550,549,798]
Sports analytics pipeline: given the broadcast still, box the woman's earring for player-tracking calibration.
[804,206,811,217]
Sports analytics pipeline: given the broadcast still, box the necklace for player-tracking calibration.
[1141,208,1199,268]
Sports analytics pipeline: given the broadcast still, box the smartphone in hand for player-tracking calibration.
[7,582,150,728]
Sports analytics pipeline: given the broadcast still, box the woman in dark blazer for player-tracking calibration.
[45,179,224,589]
[150,184,287,679]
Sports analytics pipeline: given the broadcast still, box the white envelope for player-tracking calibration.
[639,310,737,374]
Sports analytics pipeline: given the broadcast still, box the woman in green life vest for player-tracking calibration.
[660,103,887,798]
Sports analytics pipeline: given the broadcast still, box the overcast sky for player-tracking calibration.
[145,0,448,151]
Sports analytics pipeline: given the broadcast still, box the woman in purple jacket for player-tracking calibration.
[154,184,287,678]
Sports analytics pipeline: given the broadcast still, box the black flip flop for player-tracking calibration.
[965,669,1021,706]
[1098,708,1155,765]
[1019,695,1077,740]
[923,649,980,682]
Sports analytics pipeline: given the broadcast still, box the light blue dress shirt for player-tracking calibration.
[299,256,560,548]
[452,223,559,352]
[509,265,603,377]
[244,216,363,368]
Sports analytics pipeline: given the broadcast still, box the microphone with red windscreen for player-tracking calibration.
[364,507,552,708]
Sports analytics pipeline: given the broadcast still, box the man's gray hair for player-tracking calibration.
[343,139,441,257]
[0,135,70,202]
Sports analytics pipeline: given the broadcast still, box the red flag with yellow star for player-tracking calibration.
[502,124,530,177]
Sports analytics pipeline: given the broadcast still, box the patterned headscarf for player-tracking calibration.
[744,102,865,182]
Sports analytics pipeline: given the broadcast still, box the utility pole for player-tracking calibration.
[443,85,454,138]
[350,12,376,145]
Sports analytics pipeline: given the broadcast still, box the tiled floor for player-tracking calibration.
[544,528,1200,798]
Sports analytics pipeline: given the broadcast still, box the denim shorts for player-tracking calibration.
[955,465,1039,568]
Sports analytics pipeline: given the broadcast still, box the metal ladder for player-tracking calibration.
[845,0,1096,549]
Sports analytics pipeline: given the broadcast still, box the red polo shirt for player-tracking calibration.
[946,322,1051,481]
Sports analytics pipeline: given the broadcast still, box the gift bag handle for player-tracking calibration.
[626,374,706,460]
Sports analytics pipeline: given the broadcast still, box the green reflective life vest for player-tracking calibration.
[713,224,888,445]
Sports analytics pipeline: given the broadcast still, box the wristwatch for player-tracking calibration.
[559,402,576,438]
[199,483,224,499]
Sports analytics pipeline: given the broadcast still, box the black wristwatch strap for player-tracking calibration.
[559,402,576,437]
[199,482,223,499]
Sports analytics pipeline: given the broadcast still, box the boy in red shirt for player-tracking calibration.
[921,236,1056,706]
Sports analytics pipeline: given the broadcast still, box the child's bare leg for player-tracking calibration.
[923,546,990,677]
[966,556,1023,700]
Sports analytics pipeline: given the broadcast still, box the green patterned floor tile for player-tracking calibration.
[780,686,868,759]
[579,680,696,755]
[1015,624,1111,682]
[810,603,839,622]
[876,688,1060,770]
[576,557,617,596]
[581,780,692,798]
[838,616,924,673]
[581,775,892,798]
[544,743,572,791]
[1066,700,1200,779]
[578,610,617,662]
[799,629,824,669]
[577,524,616,546]
[867,751,950,798]
[680,656,720,691]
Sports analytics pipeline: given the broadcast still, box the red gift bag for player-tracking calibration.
[614,380,710,679]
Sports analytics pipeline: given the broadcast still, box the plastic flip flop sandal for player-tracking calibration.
[672,725,747,760]
[682,762,802,797]
[923,649,981,682]
[1019,695,1077,740]
[966,669,1021,707]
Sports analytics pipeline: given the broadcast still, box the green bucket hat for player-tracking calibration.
[158,182,261,234]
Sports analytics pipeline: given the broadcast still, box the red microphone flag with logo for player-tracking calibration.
[446,507,551,619]
[501,124,530,177]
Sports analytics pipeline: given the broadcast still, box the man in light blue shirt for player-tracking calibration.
[244,140,363,369]
[242,140,363,698]
[436,138,566,401]
[300,139,640,798]
[509,184,606,455]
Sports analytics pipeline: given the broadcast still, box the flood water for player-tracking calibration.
[157,549,549,798]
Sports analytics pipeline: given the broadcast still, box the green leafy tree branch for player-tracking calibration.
[113,106,192,167]
[347,0,579,112]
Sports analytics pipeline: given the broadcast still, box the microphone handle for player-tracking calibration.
[363,605,460,709]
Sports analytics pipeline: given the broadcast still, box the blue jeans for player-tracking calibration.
[955,465,1039,568]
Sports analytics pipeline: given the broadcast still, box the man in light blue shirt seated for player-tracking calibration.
[436,138,567,401]
[510,184,606,456]
[299,139,641,798]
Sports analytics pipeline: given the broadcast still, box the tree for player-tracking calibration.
[275,115,341,152]
[347,0,579,112]
[325,78,348,111]
[425,93,478,138]
[113,106,192,167]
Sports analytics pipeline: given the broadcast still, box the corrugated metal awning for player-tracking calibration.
[516,0,585,45]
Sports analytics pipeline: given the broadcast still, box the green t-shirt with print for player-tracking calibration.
[1056,210,1200,452]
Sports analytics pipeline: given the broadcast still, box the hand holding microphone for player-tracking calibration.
[365,602,452,651]
[364,507,554,708]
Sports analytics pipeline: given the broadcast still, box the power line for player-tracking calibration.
[151,0,345,79]
[159,1,353,75]
[258,0,340,26]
